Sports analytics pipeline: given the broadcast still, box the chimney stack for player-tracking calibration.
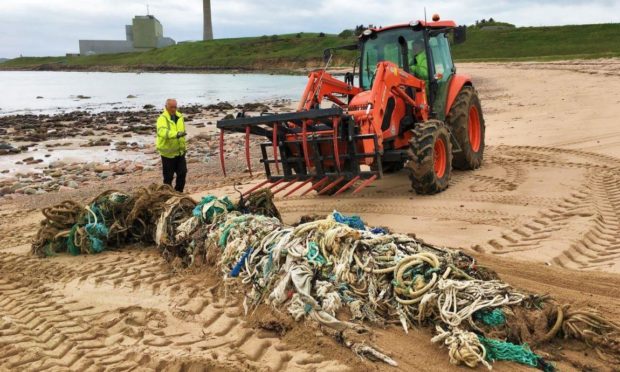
[203,0,213,40]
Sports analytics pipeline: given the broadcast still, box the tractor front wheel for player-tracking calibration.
[447,85,485,170]
[406,120,452,195]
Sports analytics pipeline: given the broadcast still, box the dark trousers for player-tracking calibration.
[161,155,187,192]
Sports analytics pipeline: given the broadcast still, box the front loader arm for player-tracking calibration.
[369,62,429,138]
[351,61,429,155]
[297,70,362,111]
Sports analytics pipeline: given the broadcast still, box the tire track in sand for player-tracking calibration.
[470,146,620,271]
[552,171,620,271]
[0,275,173,370]
[0,250,347,371]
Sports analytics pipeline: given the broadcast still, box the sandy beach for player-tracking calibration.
[1,59,620,371]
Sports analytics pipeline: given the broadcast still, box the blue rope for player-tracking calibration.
[230,246,253,278]
[370,226,388,235]
[306,242,327,265]
[332,211,366,230]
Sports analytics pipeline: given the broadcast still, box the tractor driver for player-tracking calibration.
[409,38,428,82]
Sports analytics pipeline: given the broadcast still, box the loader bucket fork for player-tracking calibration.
[217,108,382,196]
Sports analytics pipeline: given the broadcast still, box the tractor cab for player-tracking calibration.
[357,18,466,121]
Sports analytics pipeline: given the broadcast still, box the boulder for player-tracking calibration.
[22,187,37,195]
[49,160,67,169]
[99,171,114,179]
[58,185,74,193]
[94,164,111,173]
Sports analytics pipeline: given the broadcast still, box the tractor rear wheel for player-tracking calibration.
[446,85,485,170]
[406,120,452,195]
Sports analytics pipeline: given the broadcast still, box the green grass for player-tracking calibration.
[452,23,620,61]
[1,33,358,71]
[2,23,619,71]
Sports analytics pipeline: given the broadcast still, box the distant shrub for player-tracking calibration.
[260,35,268,40]
[296,32,303,38]
[472,19,515,29]
[338,29,354,38]
[318,32,326,37]
[270,34,279,41]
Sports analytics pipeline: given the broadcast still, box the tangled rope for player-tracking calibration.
[32,184,182,257]
[32,200,82,256]
[432,326,491,369]
[31,187,620,369]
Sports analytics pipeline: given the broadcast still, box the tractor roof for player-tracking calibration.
[368,19,457,33]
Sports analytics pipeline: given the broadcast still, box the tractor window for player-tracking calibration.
[360,28,423,90]
[429,33,455,120]
[429,34,454,81]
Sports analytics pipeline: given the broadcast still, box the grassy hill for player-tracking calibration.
[2,23,619,72]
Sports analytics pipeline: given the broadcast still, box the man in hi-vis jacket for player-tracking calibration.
[156,98,187,192]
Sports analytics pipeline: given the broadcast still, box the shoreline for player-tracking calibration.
[0,100,294,201]
[0,64,352,76]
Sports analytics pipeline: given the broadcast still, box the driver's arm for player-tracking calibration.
[412,52,429,81]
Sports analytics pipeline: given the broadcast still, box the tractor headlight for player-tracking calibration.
[362,29,373,36]
[409,20,420,27]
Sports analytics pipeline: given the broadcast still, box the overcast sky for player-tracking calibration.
[1,0,618,58]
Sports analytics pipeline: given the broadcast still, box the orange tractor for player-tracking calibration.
[217,15,484,196]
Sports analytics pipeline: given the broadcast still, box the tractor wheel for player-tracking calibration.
[406,120,452,195]
[446,85,485,170]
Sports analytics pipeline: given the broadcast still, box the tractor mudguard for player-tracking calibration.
[445,74,472,116]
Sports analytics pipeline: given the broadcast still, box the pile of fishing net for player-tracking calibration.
[32,184,197,256]
[31,185,281,262]
[31,186,620,369]
[182,207,620,370]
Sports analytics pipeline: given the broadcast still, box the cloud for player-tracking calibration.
[0,0,618,57]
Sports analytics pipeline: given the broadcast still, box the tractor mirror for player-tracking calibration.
[453,26,467,44]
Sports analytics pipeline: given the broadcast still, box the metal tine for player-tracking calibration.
[301,176,328,196]
[301,121,311,170]
[283,178,314,197]
[318,176,345,195]
[266,178,286,190]
[333,175,360,196]
[332,117,341,172]
[352,175,378,194]
[219,129,226,176]
[245,126,253,177]
[272,123,280,174]
[242,179,271,197]
[272,178,299,195]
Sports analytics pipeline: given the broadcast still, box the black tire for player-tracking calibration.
[446,85,485,170]
[406,120,452,195]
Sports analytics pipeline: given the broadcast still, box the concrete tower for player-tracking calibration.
[203,0,213,40]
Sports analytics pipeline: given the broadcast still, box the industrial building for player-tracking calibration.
[79,15,175,55]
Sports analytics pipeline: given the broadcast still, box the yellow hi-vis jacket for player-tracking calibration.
[156,110,186,158]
